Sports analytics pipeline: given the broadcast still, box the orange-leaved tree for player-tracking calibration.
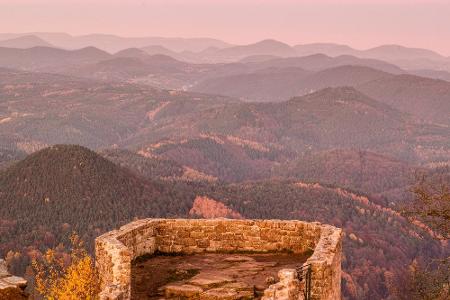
[32,233,100,300]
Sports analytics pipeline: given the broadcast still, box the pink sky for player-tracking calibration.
[1,0,449,55]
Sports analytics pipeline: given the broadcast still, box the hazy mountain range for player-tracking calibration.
[1,32,450,70]
[0,32,232,53]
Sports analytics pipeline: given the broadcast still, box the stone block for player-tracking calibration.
[188,275,235,288]
[278,269,297,282]
[165,284,203,298]
[2,276,27,288]
[0,260,8,279]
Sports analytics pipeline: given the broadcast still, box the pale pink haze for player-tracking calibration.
[1,0,449,55]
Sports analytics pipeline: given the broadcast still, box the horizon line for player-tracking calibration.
[1,31,449,57]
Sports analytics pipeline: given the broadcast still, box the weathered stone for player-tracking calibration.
[265,276,276,285]
[165,284,203,298]
[2,276,27,288]
[0,260,8,279]
[278,269,297,282]
[0,281,15,289]
[200,287,241,300]
[0,259,27,297]
[224,256,255,263]
[221,282,253,292]
[188,274,235,288]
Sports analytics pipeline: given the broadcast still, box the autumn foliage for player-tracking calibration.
[32,233,100,300]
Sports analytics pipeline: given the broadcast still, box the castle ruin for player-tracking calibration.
[95,218,342,300]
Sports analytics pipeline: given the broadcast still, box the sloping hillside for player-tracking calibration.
[141,135,288,182]
[0,68,234,151]
[275,87,407,149]
[100,148,185,180]
[0,145,196,256]
[0,148,26,170]
[156,87,406,150]
[275,149,417,204]
[125,86,450,165]
[357,74,450,125]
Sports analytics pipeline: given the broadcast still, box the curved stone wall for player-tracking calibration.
[95,218,342,300]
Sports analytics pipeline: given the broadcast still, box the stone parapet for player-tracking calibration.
[95,218,342,300]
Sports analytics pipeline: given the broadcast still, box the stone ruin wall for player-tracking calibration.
[95,219,342,300]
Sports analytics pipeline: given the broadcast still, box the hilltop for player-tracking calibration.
[0,145,196,257]
[358,74,450,125]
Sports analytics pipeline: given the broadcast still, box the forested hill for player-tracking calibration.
[0,145,196,256]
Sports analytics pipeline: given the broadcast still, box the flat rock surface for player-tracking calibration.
[131,252,308,299]
[188,274,235,288]
[165,284,203,298]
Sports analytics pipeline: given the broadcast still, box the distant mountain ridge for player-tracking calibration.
[294,43,447,61]
[294,43,450,71]
[2,33,448,68]
[58,51,406,91]
[0,32,233,53]
[206,39,297,62]
[0,35,54,49]
[0,46,111,71]
[1,34,450,83]
[191,65,393,102]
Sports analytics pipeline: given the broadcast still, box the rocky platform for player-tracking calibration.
[131,253,308,299]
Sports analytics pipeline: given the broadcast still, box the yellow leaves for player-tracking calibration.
[50,255,100,300]
[32,233,100,300]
